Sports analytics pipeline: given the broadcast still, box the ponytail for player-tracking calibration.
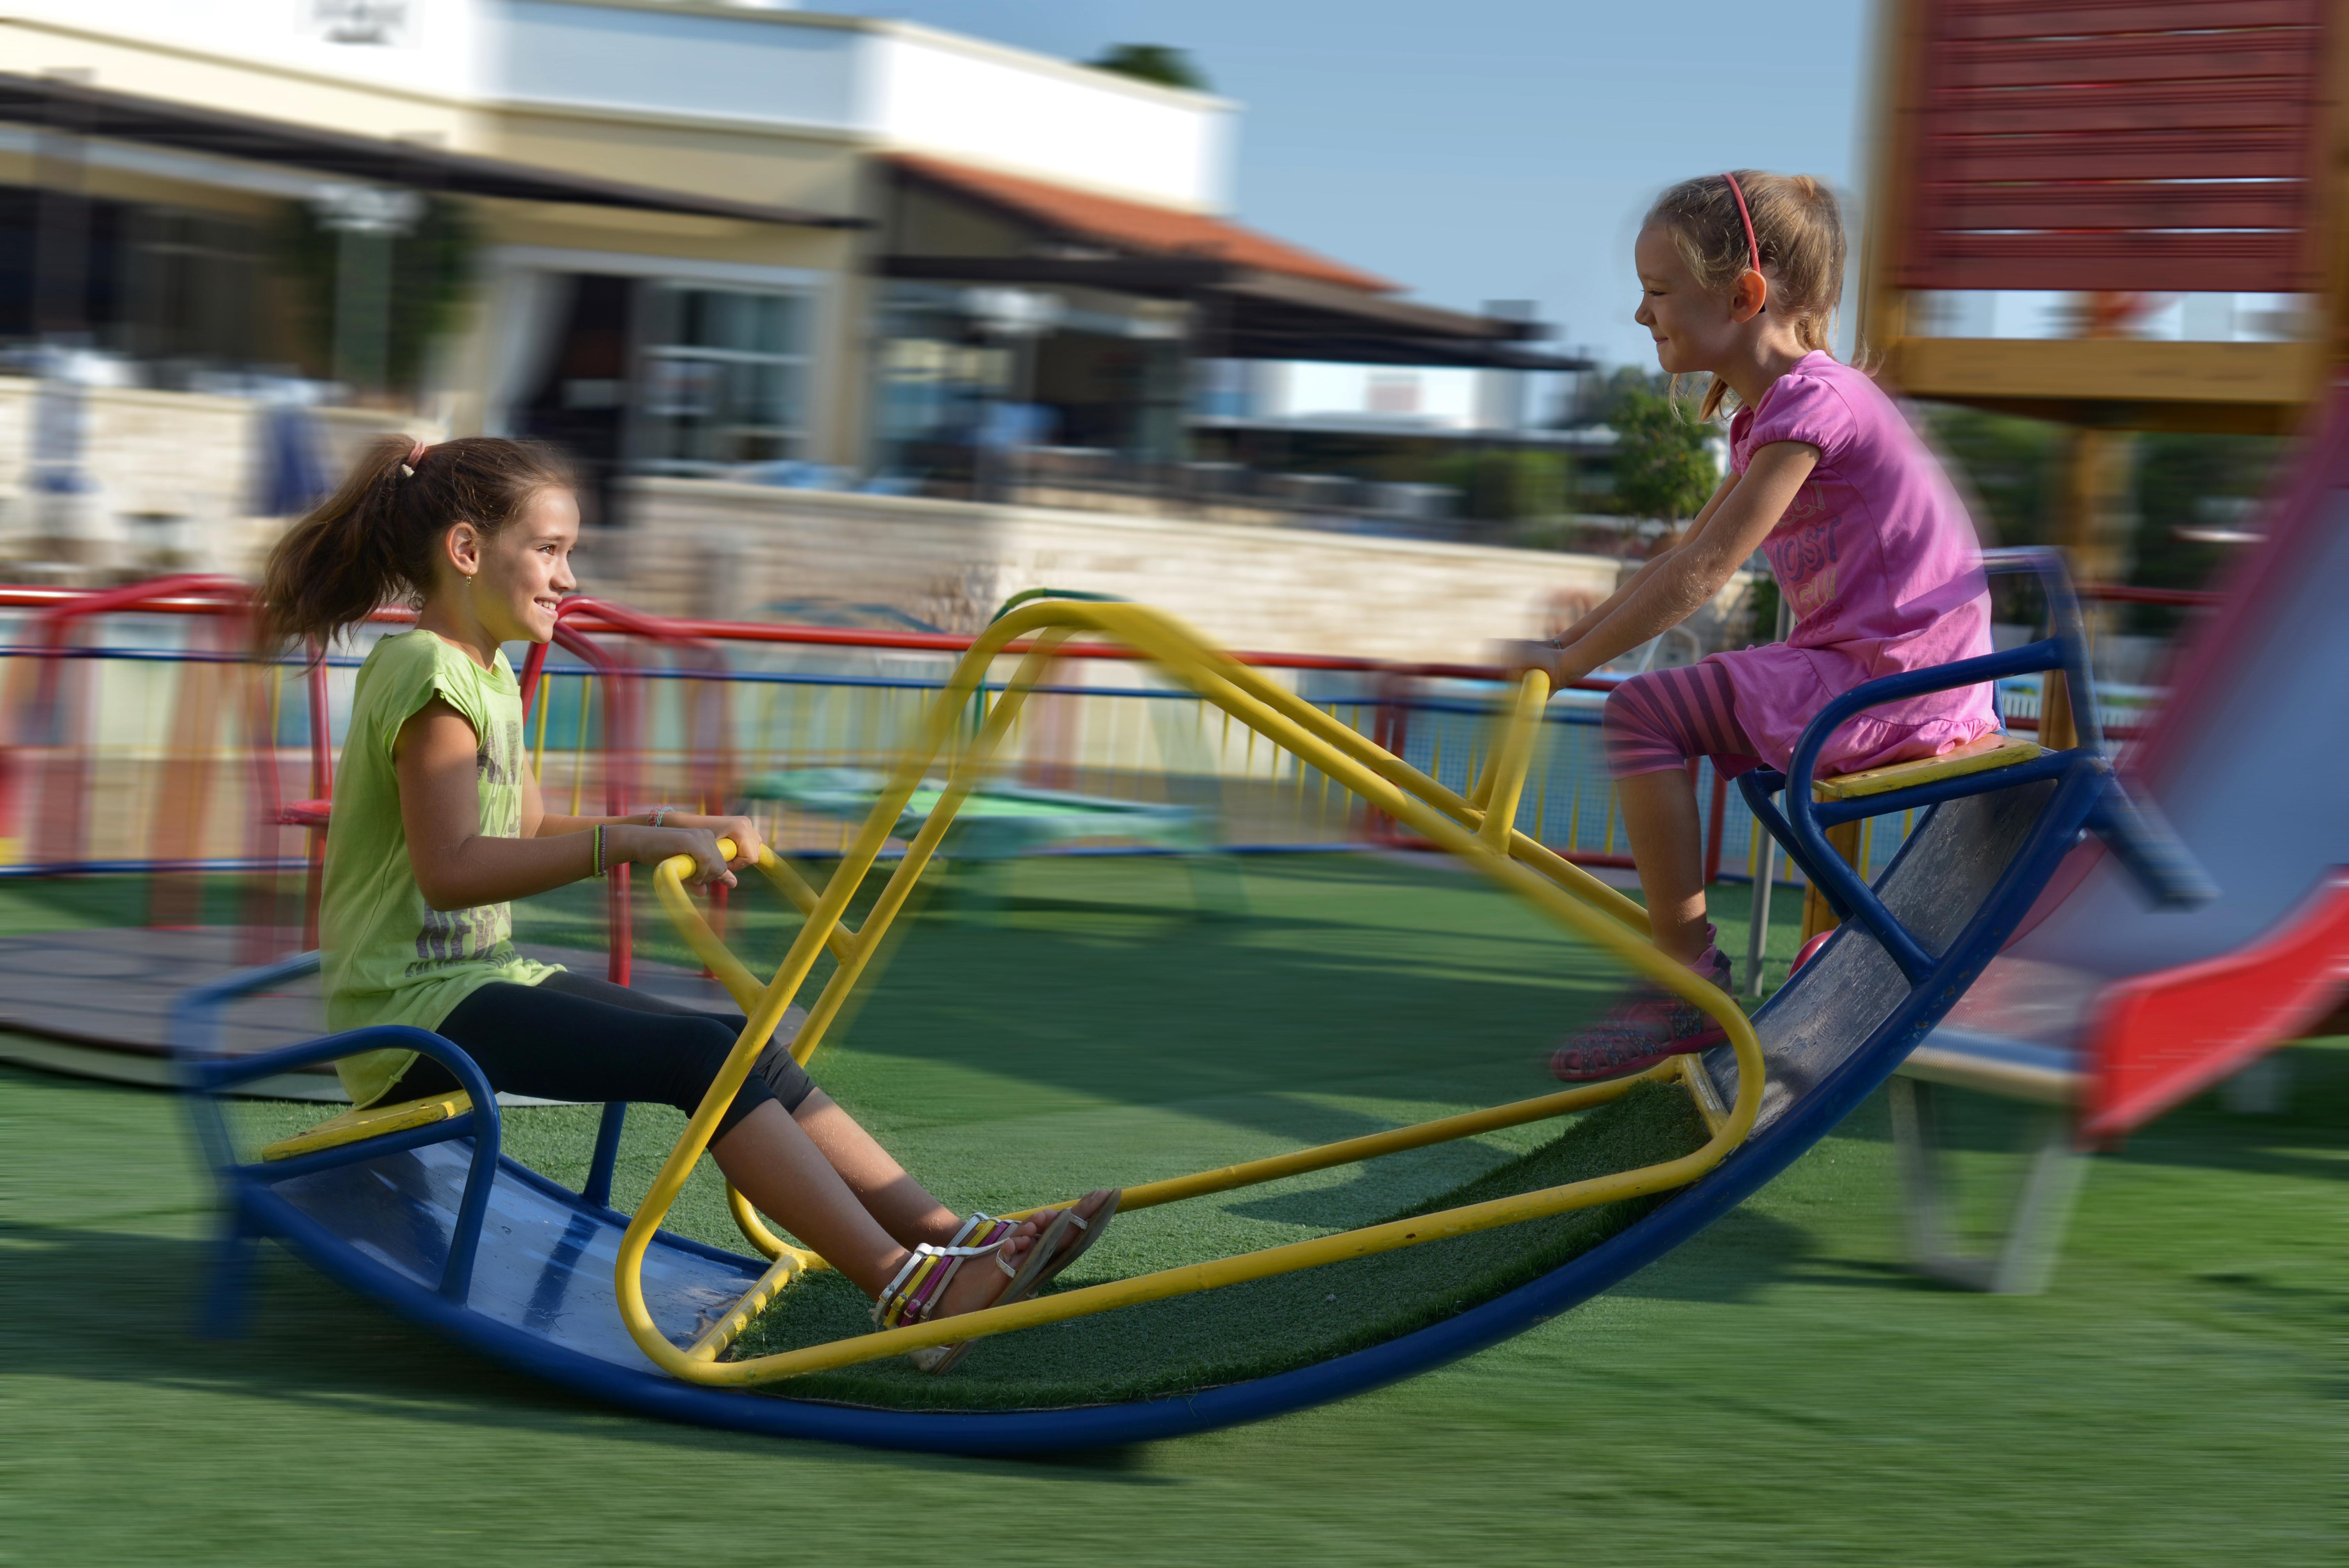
[257,433,574,649]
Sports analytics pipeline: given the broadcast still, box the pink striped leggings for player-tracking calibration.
[1602,660,1763,781]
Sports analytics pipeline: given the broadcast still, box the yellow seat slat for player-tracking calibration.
[260,1091,472,1162]
[1813,734,2042,802]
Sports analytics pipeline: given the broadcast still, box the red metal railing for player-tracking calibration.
[0,574,2218,959]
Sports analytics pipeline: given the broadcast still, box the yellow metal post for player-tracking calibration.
[618,600,1754,1387]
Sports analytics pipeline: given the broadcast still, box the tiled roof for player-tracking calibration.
[889,153,1396,294]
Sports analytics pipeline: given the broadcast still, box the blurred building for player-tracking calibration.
[0,1,1570,559]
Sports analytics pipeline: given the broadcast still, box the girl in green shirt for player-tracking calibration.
[259,433,1111,1363]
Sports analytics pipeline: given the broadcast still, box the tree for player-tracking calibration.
[2125,429,2280,634]
[1088,45,1211,93]
[1562,364,1668,428]
[1433,448,1570,523]
[1921,406,2062,547]
[1610,389,1718,526]
[275,193,478,397]
[1919,406,2278,635]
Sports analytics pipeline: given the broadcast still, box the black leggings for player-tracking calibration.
[385,970,815,1139]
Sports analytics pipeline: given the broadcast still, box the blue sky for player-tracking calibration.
[832,2,1875,367]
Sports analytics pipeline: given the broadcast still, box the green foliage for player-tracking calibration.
[2128,430,2282,634]
[1610,388,1718,523]
[1433,448,1571,524]
[1088,43,1212,92]
[1921,406,2283,635]
[1746,573,1782,644]
[1922,406,2064,547]
[1565,364,1670,427]
[272,193,479,395]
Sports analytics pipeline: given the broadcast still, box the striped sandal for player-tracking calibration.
[919,1189,1121,1374]
[871,1213,1025,1361]
[1030,1188,1119,1290]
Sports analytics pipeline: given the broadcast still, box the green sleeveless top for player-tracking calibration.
[320,631,559,1107]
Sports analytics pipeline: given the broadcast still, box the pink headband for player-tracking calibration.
[1723,172,1766,314]
[1723,171,1761,274]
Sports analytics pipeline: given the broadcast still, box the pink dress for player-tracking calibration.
[1712,351,1999,776]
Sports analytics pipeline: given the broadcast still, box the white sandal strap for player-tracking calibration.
[876,1220,1027,1326]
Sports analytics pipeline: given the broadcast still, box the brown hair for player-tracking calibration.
[1646,171,1846,421]
[257,434,573,648]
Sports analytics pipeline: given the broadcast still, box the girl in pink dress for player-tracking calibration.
[1541,171,1998,1079]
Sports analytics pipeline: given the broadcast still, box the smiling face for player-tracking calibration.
[1633,223,1742,375]
[449,486,579,644]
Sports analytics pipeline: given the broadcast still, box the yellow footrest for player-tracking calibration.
[1813,734,2042,802]
[260,1091,472,1162]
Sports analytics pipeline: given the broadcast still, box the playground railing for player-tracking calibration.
[0,575,2223,951]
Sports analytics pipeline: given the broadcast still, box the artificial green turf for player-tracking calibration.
[14,857,2337,1563]
[130,853,1794,1408]
[226,853,1701,1408]
[7,1042,2338,1566]
[0,870,258,934]
[724,1080,1707,1409]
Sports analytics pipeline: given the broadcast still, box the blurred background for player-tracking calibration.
[0,5,2336,1562]
[0,1,2290,662]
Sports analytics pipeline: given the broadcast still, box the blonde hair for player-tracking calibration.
[1646,171,1846,421]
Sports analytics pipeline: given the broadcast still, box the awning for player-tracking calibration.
[0,71,861,229]
[889,153,1394,292]
[883,155,1584,371]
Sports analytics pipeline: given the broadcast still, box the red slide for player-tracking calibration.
[1916,388,2349,1143]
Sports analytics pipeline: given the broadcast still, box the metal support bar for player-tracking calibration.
[1745,830,1777,997]
[173,1004,505,1308]
[1886,1076,2088,1295]
[613,598,1766,1388]
[583,1101,629,1209]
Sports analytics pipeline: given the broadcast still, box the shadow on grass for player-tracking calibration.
[586,854,1639,1166]
[1591,1204,1949,1304]
[1819,1046,2349,1187]
[726,1083,1711,1413]
[0,1219,1184,1483]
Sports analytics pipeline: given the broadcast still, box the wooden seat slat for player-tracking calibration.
[1813,734,2042,802]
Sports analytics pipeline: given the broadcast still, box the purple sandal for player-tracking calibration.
[1550,949,1734,1082]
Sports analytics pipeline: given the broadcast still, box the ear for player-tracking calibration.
[1731,268,1770,323]
[444,522,483,578]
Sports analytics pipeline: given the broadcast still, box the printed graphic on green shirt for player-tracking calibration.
[321,630,561,1107]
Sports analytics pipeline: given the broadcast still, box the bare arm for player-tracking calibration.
[1548,469,1741,653]
[1545,441,1818,684]
[515,738,767,864]
[397,700,740,910]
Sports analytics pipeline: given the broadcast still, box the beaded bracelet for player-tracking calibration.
[592,821,608,879]
[647,805,674,829]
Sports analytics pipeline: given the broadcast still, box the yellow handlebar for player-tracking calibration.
[650,836,861,1013]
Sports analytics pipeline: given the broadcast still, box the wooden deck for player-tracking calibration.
[0,927,733,1100]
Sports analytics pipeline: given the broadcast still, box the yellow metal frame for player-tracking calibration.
[1813,734,2042,802]
[623,600,1764,1384]
[260,1091,471,1162]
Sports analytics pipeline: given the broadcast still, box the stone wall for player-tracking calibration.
[0,378,439,581]
[618,479,1757,666]
[0,383,1760,668]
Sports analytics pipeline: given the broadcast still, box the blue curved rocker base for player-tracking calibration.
[173,550,2204,1454]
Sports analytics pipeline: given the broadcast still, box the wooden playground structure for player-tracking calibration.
[1857,0,2349,1289]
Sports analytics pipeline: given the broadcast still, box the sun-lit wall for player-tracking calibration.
[2,2,1233,214]
[864,25,1232,213]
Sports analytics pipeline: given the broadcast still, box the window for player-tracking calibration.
[127,209,259,366]
[635,285,809,475]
